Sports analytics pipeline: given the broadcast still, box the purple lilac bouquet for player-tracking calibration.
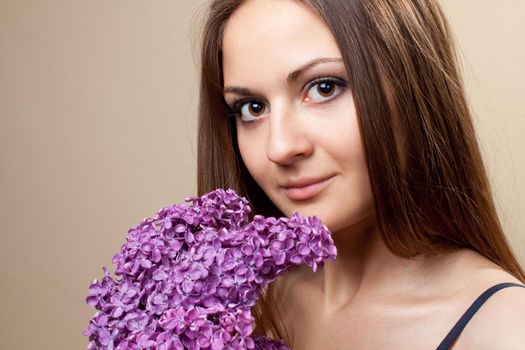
[84,189,337,349]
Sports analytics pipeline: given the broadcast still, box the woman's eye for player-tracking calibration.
[305,79,346,102]
[237,101,267,122]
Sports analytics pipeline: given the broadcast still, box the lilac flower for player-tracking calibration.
[85,188,336,349]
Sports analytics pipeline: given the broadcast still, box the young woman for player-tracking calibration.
[196,0,525,348]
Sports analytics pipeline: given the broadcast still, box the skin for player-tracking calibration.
[221,0,525,348]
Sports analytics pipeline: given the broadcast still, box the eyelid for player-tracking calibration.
[302,76,348,94]
[301,76,349,105]
[226,97,268,119]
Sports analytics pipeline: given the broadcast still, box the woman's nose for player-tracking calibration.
[266,106,314,166]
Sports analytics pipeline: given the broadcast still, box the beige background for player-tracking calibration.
[0,1,524,348]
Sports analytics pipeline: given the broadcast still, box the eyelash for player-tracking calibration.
[226,76,349,121]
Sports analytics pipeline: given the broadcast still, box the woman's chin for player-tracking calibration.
[276,199,375,234]
[328,211,377,236]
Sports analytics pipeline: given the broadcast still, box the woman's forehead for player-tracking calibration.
[221,0,342,85]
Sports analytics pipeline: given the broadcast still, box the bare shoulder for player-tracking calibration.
[450,250,525,349]
[455,283,525,349]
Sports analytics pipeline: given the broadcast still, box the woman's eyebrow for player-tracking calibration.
[223,57,343,96]
[287,57,343,83]
[223,86,253,96]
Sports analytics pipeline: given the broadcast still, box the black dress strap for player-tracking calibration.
[436,282,525,350]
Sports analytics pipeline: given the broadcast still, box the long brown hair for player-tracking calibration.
[196,0,525,345]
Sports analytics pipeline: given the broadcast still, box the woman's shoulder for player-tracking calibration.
[453,282,525,349]
[271,248,525,348]
[447,249,525,349]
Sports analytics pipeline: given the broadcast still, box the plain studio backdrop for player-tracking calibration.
[1,1,524,348]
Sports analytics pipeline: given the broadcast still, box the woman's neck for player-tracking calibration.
[312,215,431,315]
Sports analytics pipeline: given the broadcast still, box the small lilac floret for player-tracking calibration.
[85,188,337,349]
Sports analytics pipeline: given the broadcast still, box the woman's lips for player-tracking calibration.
[281,176,334,201]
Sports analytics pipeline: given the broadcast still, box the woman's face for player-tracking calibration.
[222,0,374,233]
